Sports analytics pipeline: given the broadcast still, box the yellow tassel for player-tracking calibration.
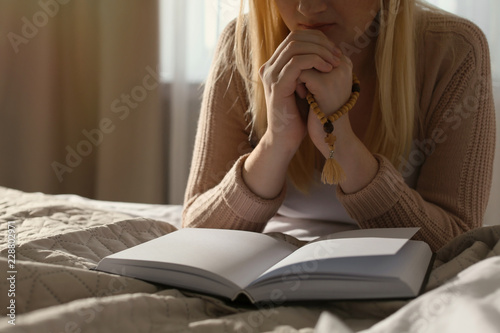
[321,154,346,185]
[307,74,360,185]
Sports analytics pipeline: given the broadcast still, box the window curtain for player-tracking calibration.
[161,0,240,204]
[0,0,164,203]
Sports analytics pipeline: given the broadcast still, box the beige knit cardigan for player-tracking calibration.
[182,10,496,251]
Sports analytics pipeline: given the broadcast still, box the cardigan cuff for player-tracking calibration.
[220,153,286,224]
[337,154,407,221]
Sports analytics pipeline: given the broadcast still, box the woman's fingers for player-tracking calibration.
[261,56,331,99]
[298,53,353,91]
[259,29,352,133]
[261,46,339,85]
[295,82,308,99]
[269,30,340,65]
[298,58,353,115]
[262,30,340,80]
[270,42,339,78]
[276,54,339,85]
[274,40,339,71]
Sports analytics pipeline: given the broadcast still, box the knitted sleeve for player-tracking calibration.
[182,21,286,230]
[337,14,496,251]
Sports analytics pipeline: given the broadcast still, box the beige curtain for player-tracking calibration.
[0,0,164,203]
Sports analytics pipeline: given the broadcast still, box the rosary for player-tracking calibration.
[306,74,360,185]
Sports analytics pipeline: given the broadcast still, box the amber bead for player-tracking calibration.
[323,121,334,134]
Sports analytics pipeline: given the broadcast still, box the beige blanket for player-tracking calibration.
[0,186,499,332]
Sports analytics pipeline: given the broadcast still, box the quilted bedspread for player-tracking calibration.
[0,186,499,332]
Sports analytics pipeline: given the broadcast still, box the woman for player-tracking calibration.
[182,0,495,251]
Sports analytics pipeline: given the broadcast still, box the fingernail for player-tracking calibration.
[333,47,342,56]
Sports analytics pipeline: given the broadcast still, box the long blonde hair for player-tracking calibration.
[235,0,418,191]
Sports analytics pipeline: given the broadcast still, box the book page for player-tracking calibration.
[103,228,297,289]
[247,240,432,302]
[253,228,419,283]
[312,227,420,242]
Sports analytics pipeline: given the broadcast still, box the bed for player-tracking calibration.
[1,185,499,332]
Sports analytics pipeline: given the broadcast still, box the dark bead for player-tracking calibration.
[323,121,334,134]
[352,83,361,93]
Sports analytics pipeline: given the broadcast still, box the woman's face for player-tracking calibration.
[274,0,381,47]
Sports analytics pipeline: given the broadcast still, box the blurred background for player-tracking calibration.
[0,0,498,225]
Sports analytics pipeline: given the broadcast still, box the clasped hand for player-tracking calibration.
[259,29,354,156]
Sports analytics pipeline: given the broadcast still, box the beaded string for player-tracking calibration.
[306,74,361,184]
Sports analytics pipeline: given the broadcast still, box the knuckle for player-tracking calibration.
[260,65,273,82]
[288,56,299,66]
[286,40,299,51]
[288,30,302,39]
[259,63,267,77]
[314,54,324,63]
[259,67,266,80]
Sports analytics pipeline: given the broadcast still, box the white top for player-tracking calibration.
[263,172,358,240]
[264,161,420,241]
[278,176,355,224]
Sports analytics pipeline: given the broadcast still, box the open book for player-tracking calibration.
[94,227,433,303]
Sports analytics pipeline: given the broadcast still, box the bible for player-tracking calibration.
[94,227,433,303]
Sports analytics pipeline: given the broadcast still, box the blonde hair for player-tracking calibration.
[235,0,418,191]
